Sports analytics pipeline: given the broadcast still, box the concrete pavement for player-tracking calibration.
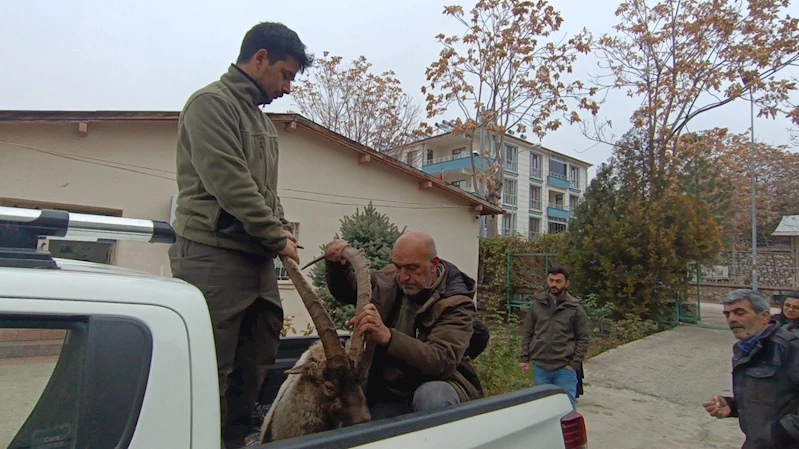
[577,301,782,449]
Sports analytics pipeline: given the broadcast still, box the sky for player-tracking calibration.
[2,0,797,178]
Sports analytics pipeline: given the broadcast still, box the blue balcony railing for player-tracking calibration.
[547,203,572,220]
[547,172,571,190]
[422,154,487,175]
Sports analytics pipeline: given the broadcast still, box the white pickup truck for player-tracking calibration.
[0,206,587,449]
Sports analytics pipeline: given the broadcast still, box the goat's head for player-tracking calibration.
[332,363,371,427]
[279,245,375,428]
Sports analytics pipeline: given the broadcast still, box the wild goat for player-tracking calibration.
[259,246,376,443]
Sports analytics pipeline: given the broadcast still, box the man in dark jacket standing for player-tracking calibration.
[168,22,312,449]
[703,289,799,449]
[519,266,589,411]
[324,231,484,420]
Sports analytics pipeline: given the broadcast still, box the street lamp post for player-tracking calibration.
[745,78,759,290]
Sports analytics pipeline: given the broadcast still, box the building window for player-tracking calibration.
[569,195,580,212]
[503,178,518,207]
[504,145,518,173]
[406,150,416,166]
[503,213,517,236]
[529,217,541,239]
[275,222,301,281]
[530,153,543,179]
[548,191,565,210]
[426,150,434,164]
[570,165,580,189]
[550,157,567,180]
[548,217,568,234]
[452,148,462,157]
[529,185,542,210]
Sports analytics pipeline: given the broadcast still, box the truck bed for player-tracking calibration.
[255,384,570,449]
[253,335,576,449]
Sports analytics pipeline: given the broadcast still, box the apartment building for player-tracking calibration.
[388,130,592,238]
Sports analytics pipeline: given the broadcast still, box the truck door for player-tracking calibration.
[0,298,192,449]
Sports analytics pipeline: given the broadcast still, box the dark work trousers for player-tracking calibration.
[168,236,283,449]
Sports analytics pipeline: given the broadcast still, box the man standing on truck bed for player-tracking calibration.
[323,231,484,419]
[519,265,589,411]
[168,21,312,449]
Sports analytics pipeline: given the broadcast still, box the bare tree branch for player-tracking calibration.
[291,52,426,151]
[422,0,600,235]
[585,0,799,190]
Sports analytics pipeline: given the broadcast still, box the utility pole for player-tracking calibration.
[478,107,488,238]
[749,86,759,291]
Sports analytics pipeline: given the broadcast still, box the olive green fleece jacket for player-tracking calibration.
[519,291,590,371]
[172,64,293,257]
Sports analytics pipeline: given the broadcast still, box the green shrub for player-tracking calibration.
[581,293,613,323]
[609,314,661,342]
[585,315,664,358]
[474,313,533,396]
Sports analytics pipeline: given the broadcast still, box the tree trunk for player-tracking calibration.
[469,133,480,194]
[485,167,504,237]
[486,215,499,236]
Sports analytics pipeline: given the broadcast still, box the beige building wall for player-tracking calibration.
[0,121,178,275]
[0,119,483,332]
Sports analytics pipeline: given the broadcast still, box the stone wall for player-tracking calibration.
[706,247,797,288]
[700,283,795,305]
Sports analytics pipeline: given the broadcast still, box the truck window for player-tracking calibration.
[0,316,152,449]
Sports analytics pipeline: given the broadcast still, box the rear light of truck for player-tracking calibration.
[561,411,588,449]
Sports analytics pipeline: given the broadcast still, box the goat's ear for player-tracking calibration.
[284,363,309,375]
[286,360,327,379]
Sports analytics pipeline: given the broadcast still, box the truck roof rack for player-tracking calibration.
[0,206,176,269]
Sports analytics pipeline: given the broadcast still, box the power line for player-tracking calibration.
[1,139,176,181]
[2,139,474,210]
[1,139,175,173]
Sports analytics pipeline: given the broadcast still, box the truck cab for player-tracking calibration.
[0,206,586,449]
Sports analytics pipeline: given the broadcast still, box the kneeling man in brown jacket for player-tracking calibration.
[323,231,483,420]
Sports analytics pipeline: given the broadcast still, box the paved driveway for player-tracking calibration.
[579,303,781,449]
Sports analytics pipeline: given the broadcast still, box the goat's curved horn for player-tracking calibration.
[340,247,372,367]
[279,255,347,369]
[356,343,376,392]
